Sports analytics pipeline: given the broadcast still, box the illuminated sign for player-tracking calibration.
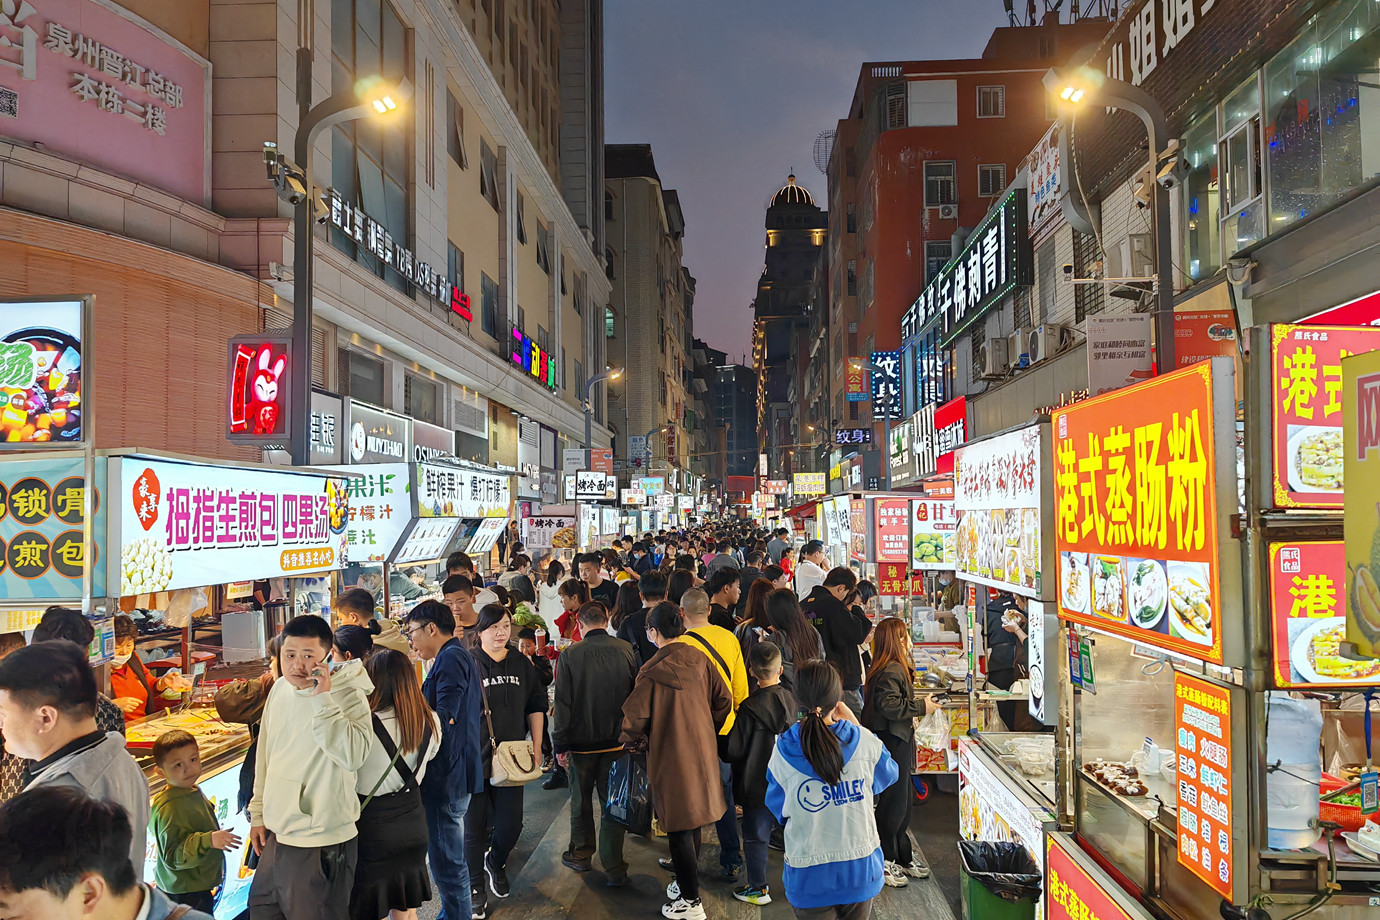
[510,327,558,391]
[227,335,291,445]
[834,428,872,445]
[870,351,902,418]
[0,299,84,447]
[450,286,473,322]
[326,189,450,305]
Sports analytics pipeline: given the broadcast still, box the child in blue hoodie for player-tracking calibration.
[766,660,898,920]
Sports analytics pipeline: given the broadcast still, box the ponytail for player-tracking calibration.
[793,660,844,786]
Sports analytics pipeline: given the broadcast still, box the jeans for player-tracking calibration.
[667,828,702,901]
[741,806,774,889]
[568,750,627,875]
[715,760,741,870]
[876,733,914,865]
[792,901,874,920]
[465,782,525,891]
[424,793,472,920]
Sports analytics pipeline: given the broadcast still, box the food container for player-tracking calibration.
[1319,774,1367,833]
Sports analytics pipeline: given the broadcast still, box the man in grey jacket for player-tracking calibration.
[0,640,149,871]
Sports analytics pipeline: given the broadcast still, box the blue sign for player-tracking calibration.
[0,456,106,600]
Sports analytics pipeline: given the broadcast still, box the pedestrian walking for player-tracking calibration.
[793,542,829,600]
[764,589,827,689]
[705,567,741,630]
[800,568,873,717]
[766,661,898,920]
[554,601,639,885]
[537,561,567,634]
[615,570,666,665]
[620,602,733,920]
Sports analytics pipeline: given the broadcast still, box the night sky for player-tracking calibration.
[605,0,1010,359]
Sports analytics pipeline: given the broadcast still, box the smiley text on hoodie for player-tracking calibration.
[248,659,374,847]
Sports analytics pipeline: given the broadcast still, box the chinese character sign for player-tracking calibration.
[1046,835,1136,920]
[874,498,910,564]
[1268,541,1374,686]
[764,480,788,495]
[911,498,956,570]
[877,562,910,597]
[1086,314,1154,397]
[953,424,1044,597]
[0,300,84,447]
[1053,361,1228,664]
[845,359,868,402]
[1174,673,1236,902]
[329,462,409,562]
[0,457,106,600]
[119,458,349,594]
[1273,324,1380,508]
[621,488,646,506]
[793,472,826,496]
[870,351,902,419]
[834,428,872,445]
[522,515,576,550]
[849,498,867,562]
[416,464,511,518]
[574,471,611,499]
[1343,349,1380,659]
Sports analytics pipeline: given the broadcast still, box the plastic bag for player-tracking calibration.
[916,706,952,752]
[957,841,1043,901]
[605,753,653,836]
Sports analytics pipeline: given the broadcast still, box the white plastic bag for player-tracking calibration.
[916,706,952,753]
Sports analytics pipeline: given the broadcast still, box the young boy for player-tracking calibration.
[149,729,242,913]
[722,641,797,905]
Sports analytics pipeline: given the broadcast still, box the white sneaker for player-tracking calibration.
[883,861,910,888]
[662,897,706,920]
[666,878,680,900]
[902,859,931,878]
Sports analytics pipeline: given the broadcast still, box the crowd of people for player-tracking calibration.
[0,524,943,920]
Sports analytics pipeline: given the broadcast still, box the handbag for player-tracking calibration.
[479,681,543,787]
[214,675,270,725]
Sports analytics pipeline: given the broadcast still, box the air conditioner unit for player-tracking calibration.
[938,204,958,220]
[978,336,1009,379]
[1008,330,1031,369]
[1027,323,1069,364]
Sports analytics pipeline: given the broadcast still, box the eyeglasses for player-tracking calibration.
[405,624,431,644]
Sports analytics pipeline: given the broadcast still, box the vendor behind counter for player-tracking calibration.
[111,615,178,720]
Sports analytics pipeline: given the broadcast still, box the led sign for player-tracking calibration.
[510,327,558,391]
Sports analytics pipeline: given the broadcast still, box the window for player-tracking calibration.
[605,190,614,221]
[1219,75,1263,255]
[537,325,548,352]
[447,242,464,296]
[340,350,385,405]
[481,272,499,336]
[446,90,468,167]
[923,161,956,207]
[924,241,951,282]
[977,85,1006,118]
[513,304,525,334]
[658,316,666,353]
[605,247,615,280]
[1182,112,1220,283]
[515,189,527,245]
[329,0,410,294]
[573,275,584,315]
[574,359,584,393]
[404,373,439,423]
[907,79,958,127]
[479,139,499,210]
[535,219,550,272]
[978,164,1006,197]
[1072,231,1104,322]
[660,372,667,406]
[845,202,856,233]
[849,400,859,422]
[605,305,615,338]
[846,259,857,296]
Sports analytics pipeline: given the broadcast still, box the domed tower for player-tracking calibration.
[752,174,827,469]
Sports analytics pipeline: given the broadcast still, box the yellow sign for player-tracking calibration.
[0,608,45,634]
[793,472,826,496]
[1343,349,1380,657]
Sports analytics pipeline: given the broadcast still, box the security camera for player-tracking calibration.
[1061,264,1074,283]
[1156,157,1185,191]
[285,174,307,206]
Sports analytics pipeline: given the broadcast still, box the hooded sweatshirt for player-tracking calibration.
[722,683,796,808]
[765,719,898,909]
[24,730,149,870]
[369,618,410,655]
[248,659,374,847]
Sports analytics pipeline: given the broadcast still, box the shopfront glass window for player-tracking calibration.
[1219,76,1264,255]
[1265,0,1380,231]
[1182,112,1221,282]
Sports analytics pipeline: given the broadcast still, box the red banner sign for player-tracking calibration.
[874,498,910,564]
[877,562,910,596]
[589,448,613,474]
[765,479,788,495]
[845,358,867,401]
[1174,311,1238,368]
[1271,323,1380,508]
[1269,541,1379,686]
[1174,672,1235,900]
[1046,836,1135,920]
[1053,362,1225,664]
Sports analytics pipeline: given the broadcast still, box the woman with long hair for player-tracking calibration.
[761,588,825,688]
[862,617,931,887]
[665,568,696,606]
[734,578,775,684]
[611,580,643,632]
[333,624,374,661]
[351,649,443,920]
[766,660,897,920]
[621,602,733,920]
[555,578,591,645]
[499,554,536,604]
[467,605,547,918]
[536,560,567,635]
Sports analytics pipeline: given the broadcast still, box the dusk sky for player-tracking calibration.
[605,0,1011,360]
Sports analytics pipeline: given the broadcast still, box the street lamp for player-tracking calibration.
[581,368,622,449]
[1044,66,1178,371]
[852,358,894,490]
[640,423,669,473]
[273,57,410,465]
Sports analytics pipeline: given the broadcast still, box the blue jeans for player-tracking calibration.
[741,806,774,889]
[425,793,472,920]
[716,760,741,870]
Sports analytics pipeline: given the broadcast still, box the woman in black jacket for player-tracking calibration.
[466,604,547,919]
[862,616,931,889]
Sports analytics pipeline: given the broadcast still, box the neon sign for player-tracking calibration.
[227,335,292,444]
[511,328,558,391]
[451,286,473,322]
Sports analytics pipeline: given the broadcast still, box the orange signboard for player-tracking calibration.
[1173,311,1237,367]
[1174,672,1235,901]
[1271,541,1380,686]
[845,358,867,401]
[589,448,613,474]
[1271,323,1380,508]
[1047,835,1136,920]
[1053,362,1224,663]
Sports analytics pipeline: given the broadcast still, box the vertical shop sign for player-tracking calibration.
[335,462,409,562]
[227,336,291,445]
[0,299,85,447]
[870,351,902,418]
[845,359,868,401]
[1027,601,1047,722]
[877,562,910,596]
[874,498,910,564]
[910,498,956,570]
[1175,311,1238,367]
[309,391,343,464]
[1344,348,1380,658]
[0,457,104,599]
[849,498,867,562]
[1272,324,1380,508]
[1174,672,1235,901]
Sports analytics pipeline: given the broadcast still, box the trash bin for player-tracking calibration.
[957,840,1042,920]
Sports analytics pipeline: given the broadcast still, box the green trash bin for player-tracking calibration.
[957,841,1042,920]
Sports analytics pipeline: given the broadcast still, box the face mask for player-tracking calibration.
[111,651,132,668]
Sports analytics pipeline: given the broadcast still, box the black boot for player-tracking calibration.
[542,764,569,789]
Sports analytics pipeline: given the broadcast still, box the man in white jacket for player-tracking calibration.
[794,540,829,600]
[248,615,374,920]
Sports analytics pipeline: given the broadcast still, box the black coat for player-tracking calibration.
[736,567,762,618]
[721,684,797,808]
[800,586,873,689]
[862,660,923,745]
[552,631,638,754]
[616,606,659,666]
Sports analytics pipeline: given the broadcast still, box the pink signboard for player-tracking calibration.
[0,0,209,204]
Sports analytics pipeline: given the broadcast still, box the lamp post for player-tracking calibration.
[1044,66,1177,372]
[581,368,623,450]
[270,26,409,466]
[642,423,669,472]
[853,359,894,490]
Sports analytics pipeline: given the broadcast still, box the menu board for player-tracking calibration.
[464,517,507,556]
[1174,672,1236,901]
[1345,348,1380,658]
[577,504,599,549]
[1269,541,1380,686]
[601,507,620,536]
[1047,834,1137,920]
[1053,362,1229,664]
[872,499,910,564]
[850,498,868,562]
[522,515,575,550]
[1271,324,1380,508]
[416,463,510,518]
[394,518,461,565]
[334,462,410,563]
[953,424,1044,597]
[911,498,956,570]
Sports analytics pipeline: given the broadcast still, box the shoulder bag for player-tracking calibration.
[479,677,543,787]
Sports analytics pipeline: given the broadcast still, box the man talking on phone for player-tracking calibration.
[248,615,373,920]
[800,567,874,718]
